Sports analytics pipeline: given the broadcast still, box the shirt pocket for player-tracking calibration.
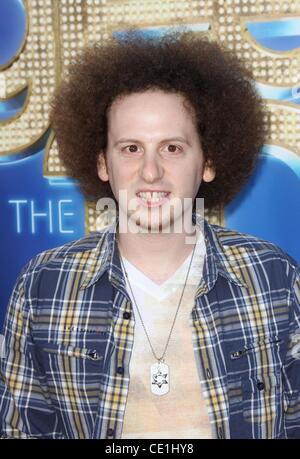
[35,340,107,409]
[37,340,106,380]
[228,335,285,438]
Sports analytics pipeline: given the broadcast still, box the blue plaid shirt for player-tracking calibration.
[1,215,300,439]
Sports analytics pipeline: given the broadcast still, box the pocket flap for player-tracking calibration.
[40,341,103,361]
[230,335,282,360]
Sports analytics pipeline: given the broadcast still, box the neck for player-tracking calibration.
[116,217,199,283]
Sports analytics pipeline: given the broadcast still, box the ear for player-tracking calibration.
[97,151,109,182]
[202,159,216,183]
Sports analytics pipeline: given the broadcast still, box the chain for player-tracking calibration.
[118,240,196,363]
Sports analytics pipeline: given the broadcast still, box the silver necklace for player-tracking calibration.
[118,240,196,396]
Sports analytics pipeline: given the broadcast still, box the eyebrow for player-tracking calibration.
[113,137,191,147]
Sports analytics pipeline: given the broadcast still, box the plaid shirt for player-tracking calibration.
[1,214,300,439]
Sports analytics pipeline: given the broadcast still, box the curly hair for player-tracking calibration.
[50,31,269,209]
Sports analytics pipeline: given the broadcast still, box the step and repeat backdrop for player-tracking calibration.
[0,0,300,330]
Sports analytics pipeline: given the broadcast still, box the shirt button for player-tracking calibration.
[107,428,115,438]
[117,366,124,375]
[123,311,131,320]
[257,381,265,391]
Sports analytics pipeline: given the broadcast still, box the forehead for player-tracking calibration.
[107,90,196,133]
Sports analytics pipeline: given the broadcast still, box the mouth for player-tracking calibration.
[136,191,171,208]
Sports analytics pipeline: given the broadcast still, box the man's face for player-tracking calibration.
[97,90,215,233]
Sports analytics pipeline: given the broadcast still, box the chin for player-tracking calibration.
[133,213,176,234]
[126,202,191,234]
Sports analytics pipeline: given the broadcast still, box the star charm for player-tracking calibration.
[152,368,168,388]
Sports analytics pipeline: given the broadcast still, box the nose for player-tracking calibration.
[140,150,164,183]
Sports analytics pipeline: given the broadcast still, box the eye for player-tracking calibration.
[166,144,182,153]
[123,144,138,153]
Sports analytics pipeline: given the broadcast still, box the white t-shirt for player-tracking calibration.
[120,230,212,439]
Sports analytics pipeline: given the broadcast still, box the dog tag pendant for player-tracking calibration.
[150,361,169,395]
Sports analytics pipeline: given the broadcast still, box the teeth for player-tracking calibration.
[138,191,168,200]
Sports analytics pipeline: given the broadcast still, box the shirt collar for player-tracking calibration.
[199,215,249,294]
[79,213,248,292]
[79,217,122,291]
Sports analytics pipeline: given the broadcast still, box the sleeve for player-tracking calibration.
[282,264,300,439]
[0,265,63,439]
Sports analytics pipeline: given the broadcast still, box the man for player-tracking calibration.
[0,32,299,439]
